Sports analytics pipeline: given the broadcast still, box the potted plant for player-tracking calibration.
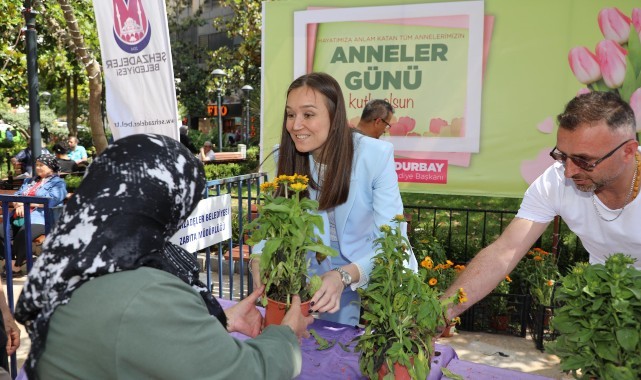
[245,174,337,325]
[418,248,466,337]
[356,216,467,379]
[488,276,512,331]
[548,254,641,380]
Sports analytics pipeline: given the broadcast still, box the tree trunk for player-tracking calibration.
[56,0,108,154]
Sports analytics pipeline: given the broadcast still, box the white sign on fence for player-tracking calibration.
[170,195,232,253]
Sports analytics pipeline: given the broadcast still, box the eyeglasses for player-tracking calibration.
[549,139,633,171]
[379,118,392,131]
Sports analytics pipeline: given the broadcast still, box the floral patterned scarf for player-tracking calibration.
[15,133,226,378]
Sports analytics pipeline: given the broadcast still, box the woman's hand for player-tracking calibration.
[4,315,20,356]
[13,203,24,218]
[224,285,264,338]
[309,270,344,314]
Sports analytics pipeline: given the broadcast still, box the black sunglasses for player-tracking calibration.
[379,118,392,130]
[549,139,633,171]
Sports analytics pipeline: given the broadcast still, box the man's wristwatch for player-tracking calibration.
[332,267,352,289]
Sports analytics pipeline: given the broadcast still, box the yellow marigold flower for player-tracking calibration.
[505,275,512,282]
[446,260,454,267]
[429,278,438,286]
[458,288,468,303]
[277,174,290,182]
[394,214,405,222]
[293,174,309,184]
[289,182,307,192]
[534,255,543,261]
[547,279,555,287]
[454,265,465,272]
[380,225,391,233]
[260,182,276,192]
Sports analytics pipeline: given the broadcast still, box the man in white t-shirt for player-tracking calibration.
[199,141,216,162]
[442,91,641,322]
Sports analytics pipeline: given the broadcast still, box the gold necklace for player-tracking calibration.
[592,152,640,222]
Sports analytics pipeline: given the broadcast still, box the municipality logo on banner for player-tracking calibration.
[112,0,151,53]
[93,0,179,142]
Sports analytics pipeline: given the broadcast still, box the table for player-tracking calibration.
[218,298,456,380]
[442,359,554,380]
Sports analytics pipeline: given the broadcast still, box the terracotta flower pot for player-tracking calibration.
[440,323,456,338]
[490,315,509,331]
[377,357,415,380]
[263,297,311,327]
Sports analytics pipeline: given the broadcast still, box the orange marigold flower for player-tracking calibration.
[429,278,438,286]
[446,260,454,267]
[534,255,543,261]
[421,257,434,269]
[547,279,555,287]
[505,275,512,282]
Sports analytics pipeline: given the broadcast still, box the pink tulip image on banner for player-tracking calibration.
[630,88,641,132]
[389,116,415,136]
[596,39,627,88]
[598,7,632,44]
[568,47,602,84]
[633,8,641,41]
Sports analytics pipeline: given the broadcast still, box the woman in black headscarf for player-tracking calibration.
[15,134,311,379]
[1,154,67,277]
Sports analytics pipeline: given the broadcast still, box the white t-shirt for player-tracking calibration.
[202,150,215,161]
[516,156,641,268]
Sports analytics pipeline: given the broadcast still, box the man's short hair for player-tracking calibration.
[203,141,213,147]
[558,91,635,133]
[360,99,394,122]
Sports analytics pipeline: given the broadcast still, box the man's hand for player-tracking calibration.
[224,286,265,338]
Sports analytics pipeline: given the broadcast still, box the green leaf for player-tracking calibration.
[628,25,641,79]
[619,56,638,102]
[441,367,464,380]
[594,341,619,362]
[616,328,639,352]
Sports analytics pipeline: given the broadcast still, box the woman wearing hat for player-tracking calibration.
[1,154,67,277]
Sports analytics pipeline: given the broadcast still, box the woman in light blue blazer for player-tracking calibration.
[254,73,417,325]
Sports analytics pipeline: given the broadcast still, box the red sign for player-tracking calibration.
[395,158,448,184]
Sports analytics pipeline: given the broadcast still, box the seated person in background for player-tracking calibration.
[51,142,78,173]
[11,140,51,178]
[15,134,311,379]
[199,140,216,162]
[355,99,394,139]
[179,125,198,153]
[67,136,88,166]
[1,154,67,277]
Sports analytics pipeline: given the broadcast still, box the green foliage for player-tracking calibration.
[204,163,242,181]
[64,175,83,192]
[513,248,560,306]
[548,254,641,379]
[245,175,337,306]
[489,276,512,315]
[356,217,465,380]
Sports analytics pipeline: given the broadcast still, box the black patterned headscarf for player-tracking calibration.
[36,154,60,174]
[15,133,226,378]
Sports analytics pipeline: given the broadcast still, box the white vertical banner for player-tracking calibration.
[93,0,179,141]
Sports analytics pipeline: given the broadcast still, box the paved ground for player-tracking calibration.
[5,271,571,379]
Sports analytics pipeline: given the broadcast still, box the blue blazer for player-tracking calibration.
[308,133,418,281]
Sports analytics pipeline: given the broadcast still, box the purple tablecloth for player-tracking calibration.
[218,298,457,380]
[443,359,554,380]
